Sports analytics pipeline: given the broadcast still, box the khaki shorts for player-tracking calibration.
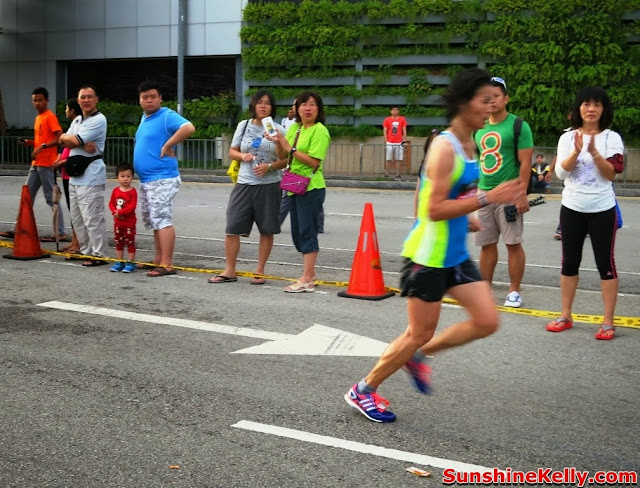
[474,202,523,246]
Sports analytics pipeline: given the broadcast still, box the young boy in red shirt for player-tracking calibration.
[109,163,138,272]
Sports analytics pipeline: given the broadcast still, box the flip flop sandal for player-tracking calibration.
[138,263,158,270]
[40,235,57,242]
[82,259,108,267]
[208,274,237,283]
[65,252,86,261]
[0,231,16,239]
[546,317,573,332]
[595,324,615,340]
[250,277,266,285]
[147,267,178,277]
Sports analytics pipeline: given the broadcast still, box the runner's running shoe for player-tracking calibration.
[403,358,432,394]
[344,384,396,423]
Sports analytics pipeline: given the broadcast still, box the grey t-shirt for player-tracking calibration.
[231,119,285,185]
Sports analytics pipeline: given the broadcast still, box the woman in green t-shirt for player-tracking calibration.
[270,92,331,293]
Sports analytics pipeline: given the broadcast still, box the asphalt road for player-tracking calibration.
[1,177,639,487]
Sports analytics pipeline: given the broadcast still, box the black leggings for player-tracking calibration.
[560,205,617,279]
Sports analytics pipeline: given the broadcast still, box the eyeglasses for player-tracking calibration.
[490,77,508,93]
[300,102,318,108]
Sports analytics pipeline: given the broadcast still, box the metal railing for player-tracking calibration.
[1,136,637,182]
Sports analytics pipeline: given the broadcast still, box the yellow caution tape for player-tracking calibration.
[2,239,639,329]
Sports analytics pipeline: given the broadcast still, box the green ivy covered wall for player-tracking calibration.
[241,0,640,144]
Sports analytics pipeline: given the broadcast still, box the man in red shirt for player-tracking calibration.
[1,87,66,240]
[382,106,408,180]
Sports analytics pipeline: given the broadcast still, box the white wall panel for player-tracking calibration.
[136,0,172,27]
[75,30,106,59]
[16,33,45,62]
[1,0,18,31]
[44,0,76,32]
[205,0,243,23]
[137,26,172,57]
[106,0,138,28]
[75,0,107,30]
[17,62,45,126]
[0,63,19,126]
[45,32,76,60]
[187,0,206,24]
[0,34,18,62]
[205,22,241,55]
[187,23,205,56]
[16,0,45,33]
[106,28,137,58]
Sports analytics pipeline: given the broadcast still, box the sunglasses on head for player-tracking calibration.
[490,76,508,93]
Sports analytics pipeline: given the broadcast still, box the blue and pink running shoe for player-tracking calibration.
[402,358,432,394]
[344,384,396,423]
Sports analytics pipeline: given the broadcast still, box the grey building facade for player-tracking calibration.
[0,0,247,127]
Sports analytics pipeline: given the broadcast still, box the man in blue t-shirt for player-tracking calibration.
[134,80,195,277]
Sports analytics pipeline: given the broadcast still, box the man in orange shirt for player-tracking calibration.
[1,87,66,240]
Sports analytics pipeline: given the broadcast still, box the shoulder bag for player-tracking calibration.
[279,128,318,195]
[227,119,250,184]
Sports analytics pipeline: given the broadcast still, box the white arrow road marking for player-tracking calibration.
[37,301,388,357]
[231,324,388,356]
[232,420,492,473]
[37,301,288,341]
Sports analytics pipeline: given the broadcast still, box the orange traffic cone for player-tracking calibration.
[3,185,49,260]
[338,202,394,301]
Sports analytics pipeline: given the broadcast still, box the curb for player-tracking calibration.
[2,170,639,195]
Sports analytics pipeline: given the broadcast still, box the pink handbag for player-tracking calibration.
[280,170,311,195]
[279,128,317,195]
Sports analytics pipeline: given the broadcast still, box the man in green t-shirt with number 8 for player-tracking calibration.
[474,77,534,308]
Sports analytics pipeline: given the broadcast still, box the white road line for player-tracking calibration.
[37,301,289,341]
[232,420,492,473]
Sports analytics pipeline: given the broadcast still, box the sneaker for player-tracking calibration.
[122,262,137,273]
[110,261,125,272]
[402,358,432,394]
[344,384,396,423]
[395,175,402,181]
[504,291,522,308]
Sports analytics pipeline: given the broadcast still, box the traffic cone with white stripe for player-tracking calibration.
[3,185,49,260]
[338,203,394,301]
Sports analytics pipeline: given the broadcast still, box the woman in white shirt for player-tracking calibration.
[547,87,624,340]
